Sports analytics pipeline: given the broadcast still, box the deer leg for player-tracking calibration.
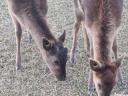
[88,49,94,96]
[83,27,94,95]
[82,24,90,57]
[27,32,32,43]
[88,70,94,96]
[70,19,81,64]
[87,37,94,96]
[12,16,22,70]
[113,39,123,83]
[82,24,94,95]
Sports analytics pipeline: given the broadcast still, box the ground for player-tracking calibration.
[0,0,128,96]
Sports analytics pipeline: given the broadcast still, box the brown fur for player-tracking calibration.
[70,0,123,96]
[7,0,68,81]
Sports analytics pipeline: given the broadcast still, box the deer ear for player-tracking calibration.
[90,59,106,72]
[58,30,66,43]
[90,59,100,71]
[42,37,51,50]
[113,57,123,68]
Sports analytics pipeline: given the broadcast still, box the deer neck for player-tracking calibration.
[93,29,113,63]
[27,18,56,53]
[93,42,112,63]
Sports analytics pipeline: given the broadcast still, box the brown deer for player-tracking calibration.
[70,0,124,96]
[7,0,68,81]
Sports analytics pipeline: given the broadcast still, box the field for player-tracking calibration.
[0,0,128,96]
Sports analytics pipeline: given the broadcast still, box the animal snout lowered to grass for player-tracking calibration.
[1,0,128,96]
[6,0,68,80]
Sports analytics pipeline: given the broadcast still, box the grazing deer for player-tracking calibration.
[7,0,68,81]
[70,0,123,95]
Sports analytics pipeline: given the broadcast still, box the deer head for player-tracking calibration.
[90,57,123,96]
[42,31,68,81]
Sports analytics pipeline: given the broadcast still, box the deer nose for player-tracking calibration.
[57,76,66,81]
[55,72,66,81]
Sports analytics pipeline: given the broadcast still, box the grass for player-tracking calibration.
[0,0,128,96]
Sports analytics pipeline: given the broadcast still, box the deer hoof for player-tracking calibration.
[87,89,94,96]
[70,53,77,64]
[16,64,22,70]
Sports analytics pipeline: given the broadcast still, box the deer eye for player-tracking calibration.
[54,60,59,65]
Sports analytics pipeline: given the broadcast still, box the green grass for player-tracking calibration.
[0,0,128,96]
